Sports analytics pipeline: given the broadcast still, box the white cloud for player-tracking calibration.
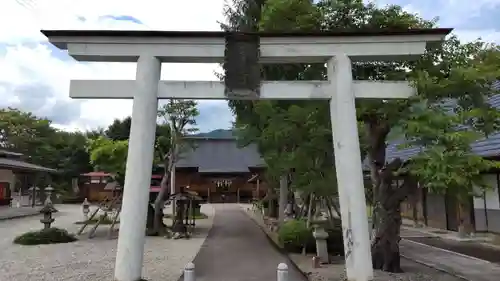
[2,0,500,133]
[0,0,232,132]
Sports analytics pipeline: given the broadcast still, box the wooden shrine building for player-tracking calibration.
[158,130,268,203]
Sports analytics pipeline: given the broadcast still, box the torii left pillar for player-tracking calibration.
[114,56,161,281]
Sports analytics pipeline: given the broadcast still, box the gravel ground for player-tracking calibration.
[0,204,214,281]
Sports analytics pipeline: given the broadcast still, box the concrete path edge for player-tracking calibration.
[400,239,473,281]
[242,210,311,281]
[0,211,41,221]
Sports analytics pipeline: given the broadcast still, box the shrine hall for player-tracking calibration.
[152,129,267,203]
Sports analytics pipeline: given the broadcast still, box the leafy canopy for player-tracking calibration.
[223,0,500,201]
[87,137,128,185]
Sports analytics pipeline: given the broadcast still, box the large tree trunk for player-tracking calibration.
[152,153,174,235]
[365,121,390,240]
[371,184,403,273]
[410,191,419,227]
[371,159,417,273]
[278,175,288,225]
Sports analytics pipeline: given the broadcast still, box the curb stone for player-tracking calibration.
[0,212,41,221]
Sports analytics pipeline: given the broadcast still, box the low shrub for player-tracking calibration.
[261,200,269,209]
[13,227,77,245]
[278,219,345,255]
[278,219,311,252]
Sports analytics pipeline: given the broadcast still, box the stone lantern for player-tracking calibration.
[40,204,57,229]
[82,198,90,220]
[39,185,57,229]
[312,225,330,264]
[44,185,54,205]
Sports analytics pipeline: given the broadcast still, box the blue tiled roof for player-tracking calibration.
[386,81,500,162]
[176,138,265,172]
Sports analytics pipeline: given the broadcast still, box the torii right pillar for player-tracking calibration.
[328,54,372,281]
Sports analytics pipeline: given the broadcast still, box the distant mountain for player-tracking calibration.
[191,129,235,139]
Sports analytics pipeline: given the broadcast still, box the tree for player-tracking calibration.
[105,117,132,141]
[86,127,106,140]
[87,136,128,185]
[47,130,93,186]
[0,108,95,193]
[152,100,199,235]
[221,0,500,272]
[0,108,56,166]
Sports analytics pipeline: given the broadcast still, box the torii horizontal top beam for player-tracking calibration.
[41,28,452,63]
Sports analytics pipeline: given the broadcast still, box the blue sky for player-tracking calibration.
[0,0,499,133]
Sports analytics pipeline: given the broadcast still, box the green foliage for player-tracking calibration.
[156,100,200,167]
[222,0,500,204]
[87,137,128,185]
[0,108,54,162]
[106,117,132,141]
[259,0,321,32]
[277,219,310,251]
[49,130,93,179]
[13,227,77,245]
[0,108,93,191]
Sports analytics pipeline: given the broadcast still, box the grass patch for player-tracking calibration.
[75,215,117,225]
[14,227,77,245]
[164,212,208,220]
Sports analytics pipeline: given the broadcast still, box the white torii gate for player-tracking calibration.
[42,28,451,281]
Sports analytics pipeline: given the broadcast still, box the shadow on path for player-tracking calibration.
[186,204,307,281]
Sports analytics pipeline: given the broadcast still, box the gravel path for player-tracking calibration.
[0,204,214,281]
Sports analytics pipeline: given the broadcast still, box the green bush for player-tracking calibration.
[278,219,311,252]
[261,200,269,209]
[277,219,345,255]
[13,227,77,245]
[302,220,344,256]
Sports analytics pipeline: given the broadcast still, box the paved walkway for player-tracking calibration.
[405,236,500,264]
[400,239,500,281]
[189,204,306,281]
[400,226,500,281]
[0,206,41,221]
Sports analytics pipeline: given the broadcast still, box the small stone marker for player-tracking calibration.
[277,263,288,281]
[184,262,195,281]
[312,256,320,268]
[313,226,329,264]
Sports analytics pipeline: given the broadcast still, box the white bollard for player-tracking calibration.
[277,263,288,281]
[184,262,195,281]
